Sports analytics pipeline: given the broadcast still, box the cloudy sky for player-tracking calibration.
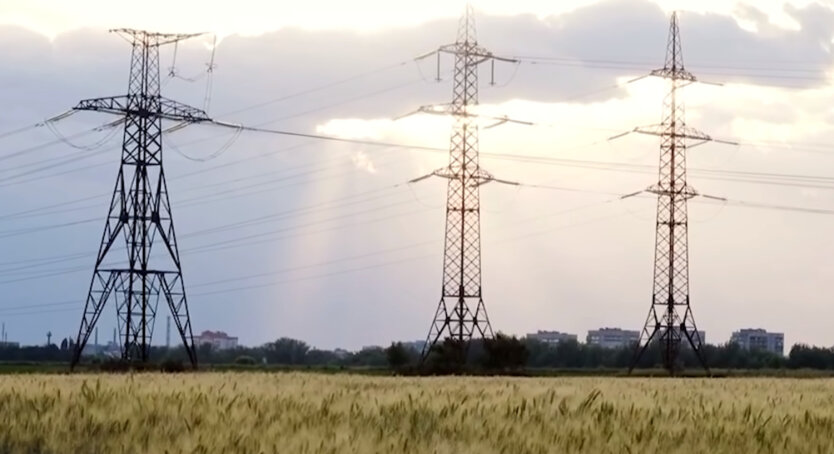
[0,0,832,352]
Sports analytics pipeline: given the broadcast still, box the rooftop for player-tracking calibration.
[196,330,238,340]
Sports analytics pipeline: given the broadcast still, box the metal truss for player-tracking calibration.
[70,29,205,369]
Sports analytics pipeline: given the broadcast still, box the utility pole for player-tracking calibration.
[614,13,735,375]
[166,316,171,349]
[70,29,213,370]
[407,4,518,362]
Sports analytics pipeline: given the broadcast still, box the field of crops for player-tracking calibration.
[1,373,834,453]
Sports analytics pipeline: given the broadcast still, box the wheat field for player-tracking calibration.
[1,373,833,453]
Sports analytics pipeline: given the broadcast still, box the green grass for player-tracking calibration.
[2,373,834,453]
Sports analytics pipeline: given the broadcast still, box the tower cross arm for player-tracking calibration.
[395,104,532,128]
[437,43,517,65]
[110,28,206,46]
[74,96,211,123]
[411,167,518,188]
[631,124,738,146]
[645,184,699,199]
[649,67,697,82]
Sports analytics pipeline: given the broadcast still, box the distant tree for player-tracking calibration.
[60,338,68,351]
[482,333,528,372]
[788,344,834,369]
[385,342,413,370]
[196,342,214,362]
[305,349,341,366]
[234,355,257,365]
[347,347,387,367]
[424,339,467,374]
[264,338,310,365]
[159,358,185,373]
[554,339,583,368]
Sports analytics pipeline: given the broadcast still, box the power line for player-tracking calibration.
[0,122,42,142]
[4,182,833,316]
[515,55,831,82]
[219,60,412,117]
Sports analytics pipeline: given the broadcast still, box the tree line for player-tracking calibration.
[4,335,834,371]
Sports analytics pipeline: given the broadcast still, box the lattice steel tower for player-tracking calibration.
[70,30,212,369]
[414,5,516,360]
[626,13,732,374]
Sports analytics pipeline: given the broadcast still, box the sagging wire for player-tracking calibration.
[0,122,42,141]
[402,180,444,209]
[43,115,123,151]
[414,58,441,84]
[166,33,219,91]
[165,123,242,162]
[713,198,834,216]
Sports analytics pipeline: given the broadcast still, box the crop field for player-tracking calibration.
[1,373,834,453]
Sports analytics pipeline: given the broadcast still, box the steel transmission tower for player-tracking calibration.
[70,29,212,369]
[620,13,734,374]
[410,5,517,360]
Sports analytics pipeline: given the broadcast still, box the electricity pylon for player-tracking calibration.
[70,29,212,369]
[405,5,518,361]
[613,13,735,375]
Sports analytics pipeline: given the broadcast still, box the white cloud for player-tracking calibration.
[350,151,377,174]
[0,0,825,38]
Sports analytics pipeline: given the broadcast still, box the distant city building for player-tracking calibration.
[730,329,784,355]
[81,343,103,356]
[527,330,578,344]
[333,348,351,359]
[194,330,239,350]
[81,341,120,357]
[586,328,640,349]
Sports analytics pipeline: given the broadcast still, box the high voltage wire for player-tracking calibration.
[0,58,412,146]
[0,52,831,320]
[0,135,830,250]
[2,166,831,285]
[0,53,823,144]
[1,132,833,242]
[0,135,389,228]
[153,65,451,157]
[0,77,437,219]
[0,200,433,284]
[515,55,829,74]
[0,73,827,204]
[0,162,390,247]
[1,178,830,312]
[0,181,412,277]
[218,61,413,117]
[0,122,116,163]
[0,199,430,284]
[1,188,832,315]
[0,142,320,222]
[163,201,637,299]
[210,121,445,152]
[514,55,832,82]
[0,171,611,283]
